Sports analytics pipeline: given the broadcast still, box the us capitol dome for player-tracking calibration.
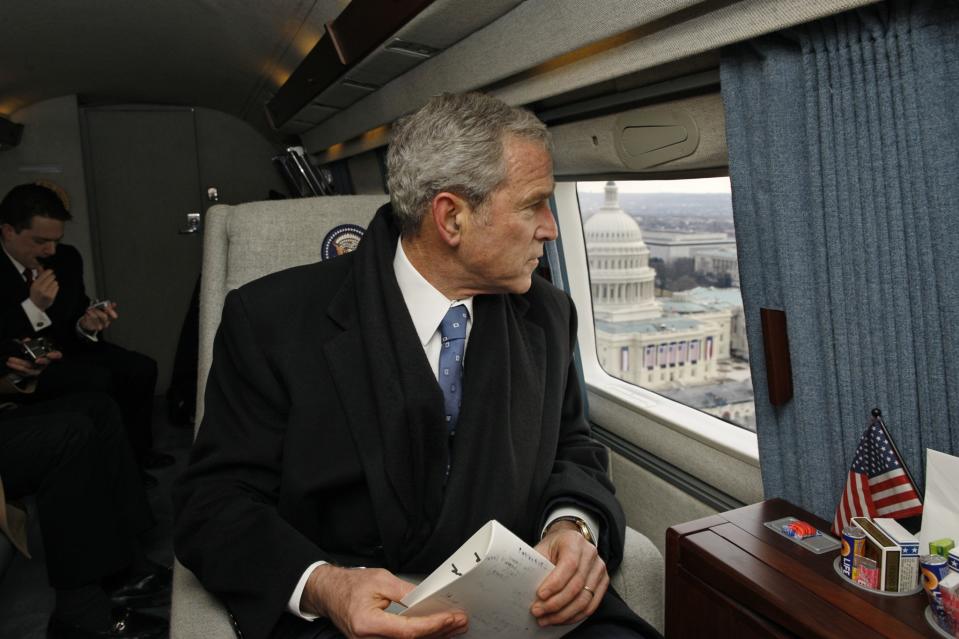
[583,181,660,321]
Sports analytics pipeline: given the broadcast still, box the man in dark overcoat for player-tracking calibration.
[174,93,659,639]
[0,183,168,473]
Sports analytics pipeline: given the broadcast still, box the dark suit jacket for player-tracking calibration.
[174,206,628,639]
[0,244,91,348]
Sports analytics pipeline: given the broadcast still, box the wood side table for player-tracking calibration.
[665,498,937,638]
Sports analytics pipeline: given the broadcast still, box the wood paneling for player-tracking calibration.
[666,499,937,638]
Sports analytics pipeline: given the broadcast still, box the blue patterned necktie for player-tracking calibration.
[438,304,469,436]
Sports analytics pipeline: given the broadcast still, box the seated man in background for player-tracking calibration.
[176,93,660,639]
[0,183,171,474]
[0,346,170,639]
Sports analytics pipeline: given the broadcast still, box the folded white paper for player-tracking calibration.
[399,520,582,638]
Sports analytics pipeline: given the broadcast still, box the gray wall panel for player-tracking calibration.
[0,95,96,295]
[195,108,286,205]
[611,451,719,554]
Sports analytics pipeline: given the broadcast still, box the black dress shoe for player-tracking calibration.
[141,450,175,469]
[108,566,172,609]
[48,607,168,638]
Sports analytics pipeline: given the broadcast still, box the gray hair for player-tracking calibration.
[386,92,551,235]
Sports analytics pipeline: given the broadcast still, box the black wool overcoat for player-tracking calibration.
[174,205,630,639]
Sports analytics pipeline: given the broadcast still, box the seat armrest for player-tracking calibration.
[171,559,238,639]
[610,526,664,633]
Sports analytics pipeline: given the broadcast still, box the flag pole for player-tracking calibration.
[871,407,922,502]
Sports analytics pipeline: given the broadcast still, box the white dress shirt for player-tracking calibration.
[288,239,598,619]
[393,238,474,375]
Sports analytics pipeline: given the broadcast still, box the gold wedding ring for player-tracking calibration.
[583,585,595,597]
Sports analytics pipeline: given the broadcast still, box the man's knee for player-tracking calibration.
[48,414,100,464]
[0,412,97,497]
[61,392,124,441]
[39,360,114,396]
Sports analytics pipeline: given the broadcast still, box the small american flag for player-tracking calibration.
[832,413,922,535]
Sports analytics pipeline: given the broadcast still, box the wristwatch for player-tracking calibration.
[546,516,596,545]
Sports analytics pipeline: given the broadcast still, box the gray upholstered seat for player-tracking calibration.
[171,195,663,637]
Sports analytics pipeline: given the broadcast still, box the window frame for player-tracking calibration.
[552,180,761,503]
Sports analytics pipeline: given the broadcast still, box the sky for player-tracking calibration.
[576,177,731,194]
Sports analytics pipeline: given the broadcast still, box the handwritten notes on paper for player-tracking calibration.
[399,520,581,638]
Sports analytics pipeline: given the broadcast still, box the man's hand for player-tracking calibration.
[5,348,63,377]
[29,267,58,310]
[79,301,118,333]
[531,522,608,627]
[301,565,468,639]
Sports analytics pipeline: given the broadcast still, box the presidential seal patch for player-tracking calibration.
[321,224,365,260]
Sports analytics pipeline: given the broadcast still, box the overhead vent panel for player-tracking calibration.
[278,102,340,135]
[549,93,726,177]
[343,47,434,88]
[616,108,700,169]
[316,80,379,110]
[266,0,435,127]
[299,104,339,123]
[397,0,524,49]
[270,0,523,130]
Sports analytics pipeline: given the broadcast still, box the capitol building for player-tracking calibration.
[583,181,755,429]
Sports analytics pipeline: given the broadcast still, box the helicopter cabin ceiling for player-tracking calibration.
[0,0,881,149]
[0,0,520,140]
[302,0,882,162]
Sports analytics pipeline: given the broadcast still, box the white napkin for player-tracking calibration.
[919,449,959,555]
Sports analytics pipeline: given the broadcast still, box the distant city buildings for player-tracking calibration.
[583,181,755,430]
[693,248,740,287]
[642,230,736,264]
[670,287,748,359]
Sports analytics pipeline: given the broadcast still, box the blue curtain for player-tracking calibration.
[721,0,959,520]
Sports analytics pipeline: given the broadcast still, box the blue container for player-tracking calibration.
[923,554,951,627]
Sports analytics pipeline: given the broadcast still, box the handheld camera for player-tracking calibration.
[19,336,56,362]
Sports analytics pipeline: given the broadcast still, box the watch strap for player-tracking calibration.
[545,515,596,545]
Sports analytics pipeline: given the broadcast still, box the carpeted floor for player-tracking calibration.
[0,400,193,639]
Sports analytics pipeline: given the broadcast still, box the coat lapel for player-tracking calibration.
[321,275,410,567]
[405,293,549,567]
[455,293,547,486]
[322,258,448,568]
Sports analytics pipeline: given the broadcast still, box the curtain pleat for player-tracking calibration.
[721,0,959,519]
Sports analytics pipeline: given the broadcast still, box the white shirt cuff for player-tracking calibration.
[75,318,99,342]
[288,561,328,620]
[542,507,601,546]
[21,299,52,332]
